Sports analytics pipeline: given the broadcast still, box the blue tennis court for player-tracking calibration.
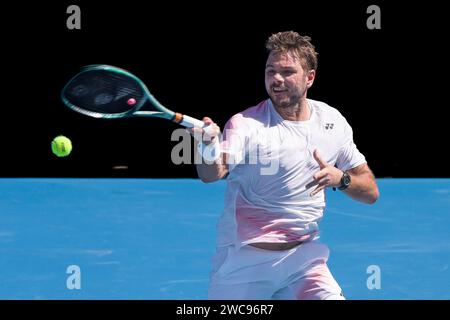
[0,178,449,299]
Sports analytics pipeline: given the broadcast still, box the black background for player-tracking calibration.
[1,1,447,178]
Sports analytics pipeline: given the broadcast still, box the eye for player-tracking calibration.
[282,70,296,76]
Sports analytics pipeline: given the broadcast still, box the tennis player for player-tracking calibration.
[191,31,379,300]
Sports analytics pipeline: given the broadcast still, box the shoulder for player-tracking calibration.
[308,98,346,122]
[308,98,355,144]
[225,100,269,130]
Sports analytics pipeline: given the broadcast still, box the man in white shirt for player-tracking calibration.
[190,31,379,300]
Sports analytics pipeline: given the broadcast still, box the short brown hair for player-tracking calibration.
[266,31,318,71]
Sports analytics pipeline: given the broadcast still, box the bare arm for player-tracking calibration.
[190,117,228,183]
[308,150,379,204]
[343,163,379,204]
[194,140,228,183]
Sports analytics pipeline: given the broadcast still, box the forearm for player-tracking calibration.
[343,171,379,204]
[194,141,228,183]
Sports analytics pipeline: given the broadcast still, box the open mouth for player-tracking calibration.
[272,87,288,94]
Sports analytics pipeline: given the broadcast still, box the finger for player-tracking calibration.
[316,176,331,187]
[203,117,214,125]
[305,179,319,189]
[203,123,220,141]
[313,168,328,181]
[313,149,328,169]
[306,168,329,189]
[306,174,330,190]
[310,184,326,196]
[310,174,333,195]
[191,127,205,141]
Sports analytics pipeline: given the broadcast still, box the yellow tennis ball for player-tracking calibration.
[51,135,72,157]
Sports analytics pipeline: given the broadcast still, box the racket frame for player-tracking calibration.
[61,64,205,128]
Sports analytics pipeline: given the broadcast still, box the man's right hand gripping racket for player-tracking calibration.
[61,64,214,135]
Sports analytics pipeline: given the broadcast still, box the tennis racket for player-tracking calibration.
[61,64,213,134]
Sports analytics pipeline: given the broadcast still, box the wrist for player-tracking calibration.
[197,139,221,162]
[338,171,351,190]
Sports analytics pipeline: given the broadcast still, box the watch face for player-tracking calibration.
[342,174,350,186]
[338,172,351,190]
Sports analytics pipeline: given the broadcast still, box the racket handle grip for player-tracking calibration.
[175,114,215,136]
[178,114,205,128]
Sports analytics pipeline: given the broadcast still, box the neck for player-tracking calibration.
[273,98,310,121]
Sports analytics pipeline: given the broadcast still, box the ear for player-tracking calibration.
[306,70,316,89]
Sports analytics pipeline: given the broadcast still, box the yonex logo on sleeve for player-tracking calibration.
[325,123,334,130]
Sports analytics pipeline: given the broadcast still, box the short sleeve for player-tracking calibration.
[335,119,367,171]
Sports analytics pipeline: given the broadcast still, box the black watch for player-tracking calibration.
[338,171,351,190]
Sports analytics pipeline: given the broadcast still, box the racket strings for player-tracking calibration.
[63,70,146,114]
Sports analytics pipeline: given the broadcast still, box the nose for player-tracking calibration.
[273,72,284,82]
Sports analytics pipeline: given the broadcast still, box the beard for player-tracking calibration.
[269,91,302,109]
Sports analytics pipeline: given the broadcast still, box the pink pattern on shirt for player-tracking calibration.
[235,192,317,244]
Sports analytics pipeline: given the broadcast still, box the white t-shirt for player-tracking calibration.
[216,98,366,249]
